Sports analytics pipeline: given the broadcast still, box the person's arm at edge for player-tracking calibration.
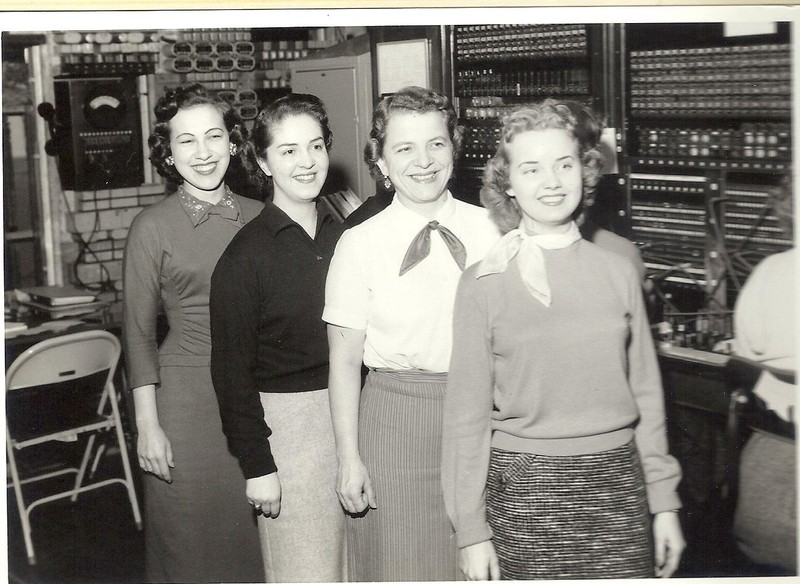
[443,269,499,580]
[327,324,376,514]
[209,252,276,480]
[122,213,174,483]
[625,262,685,577]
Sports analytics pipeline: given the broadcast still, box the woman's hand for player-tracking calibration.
[132,384,173,483]
[247,473,282,519]
[653,511,685,577]
[136,419,174,483]
[459,540,500,581]
[336,456,377,514]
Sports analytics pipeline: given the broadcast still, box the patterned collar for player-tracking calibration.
[177,185,242,228]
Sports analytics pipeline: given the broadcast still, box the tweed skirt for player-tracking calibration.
[486,441,654,580]
[347,369,459,582]
[258,389,346,583]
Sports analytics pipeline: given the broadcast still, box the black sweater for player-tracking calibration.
[209,200,344,479]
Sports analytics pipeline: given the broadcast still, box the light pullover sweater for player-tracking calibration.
[442,238,682,549]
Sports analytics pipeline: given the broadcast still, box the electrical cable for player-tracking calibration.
[707,196,743,292]
[59,189,119,298]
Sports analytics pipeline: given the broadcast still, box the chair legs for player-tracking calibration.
[71,434,97,502]
[109,382,143,530]
[7,427,37,565]
[6,386,144,564]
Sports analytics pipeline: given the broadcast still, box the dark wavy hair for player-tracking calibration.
[480,99,604,234]
[247,93,333,195]
[363,86,464,183]
[148,83,249,187]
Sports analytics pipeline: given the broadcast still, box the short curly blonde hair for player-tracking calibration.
[480,99,604,234]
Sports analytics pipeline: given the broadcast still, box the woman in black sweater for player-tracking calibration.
[209,94,345,582]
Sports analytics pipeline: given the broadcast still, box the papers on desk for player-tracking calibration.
[14,286,106,319]
[5,319,86,339]
[18,285,98,307]
[5,321,28,335]
[19,299,107,319]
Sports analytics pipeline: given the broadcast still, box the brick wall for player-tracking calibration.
[62,182,166,297]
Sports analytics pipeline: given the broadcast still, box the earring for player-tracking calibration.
[229,144,237,156]
[166,155,174,166]
[383,176,392,190]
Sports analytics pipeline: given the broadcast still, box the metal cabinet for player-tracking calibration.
[290,53,375,202]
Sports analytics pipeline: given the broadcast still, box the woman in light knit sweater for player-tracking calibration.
[442,100,685,580]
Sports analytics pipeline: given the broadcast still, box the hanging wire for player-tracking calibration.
[59,189,119,297]
[707,195,743,292]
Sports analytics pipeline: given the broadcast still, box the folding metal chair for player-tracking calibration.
[5,329,142,565]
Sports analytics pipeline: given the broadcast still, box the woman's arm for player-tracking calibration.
[122,212,172,481]
[132,384,174,482]
[459,541,500,581]
[624,265,685,574]
[626,263,682,513]
[210,248,282,515]
[210,252,276,480]
[443,270,497,577]
[327,324,376,514]
[653,511,685,578]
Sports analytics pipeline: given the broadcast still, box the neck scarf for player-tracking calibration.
[399,220,467,276]
[476,221,582,307]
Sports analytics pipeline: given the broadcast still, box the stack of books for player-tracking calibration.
[19,286,106,319]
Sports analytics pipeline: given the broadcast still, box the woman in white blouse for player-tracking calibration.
[323,86,500,582]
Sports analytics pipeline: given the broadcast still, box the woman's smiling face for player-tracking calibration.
[377,110,454,216]
[168,104,230,199]
[506,128,584,235]
[258,113,329,206]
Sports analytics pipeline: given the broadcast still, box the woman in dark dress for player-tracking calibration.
[123,83,264,583]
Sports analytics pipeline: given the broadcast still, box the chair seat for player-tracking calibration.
[6,370,109,441]
[11,414,114,447]
[5,329,142,565]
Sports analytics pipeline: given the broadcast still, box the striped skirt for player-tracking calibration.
[347,369,459,582]
[486,441,654,580]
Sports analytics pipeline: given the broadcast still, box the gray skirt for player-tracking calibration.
[259,389,346,583]
[487,441,654,580]
[347,369,459,582]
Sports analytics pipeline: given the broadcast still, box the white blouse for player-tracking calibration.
[323,191,501,373]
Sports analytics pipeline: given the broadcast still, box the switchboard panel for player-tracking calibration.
[623,23,793,346]
[449,24,603,206]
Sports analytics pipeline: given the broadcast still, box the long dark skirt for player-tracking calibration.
[144,365,263,583]
[347,369,459,582]
[486,441,654,580]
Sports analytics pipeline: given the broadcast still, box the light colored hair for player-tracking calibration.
[480,99,604,234]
